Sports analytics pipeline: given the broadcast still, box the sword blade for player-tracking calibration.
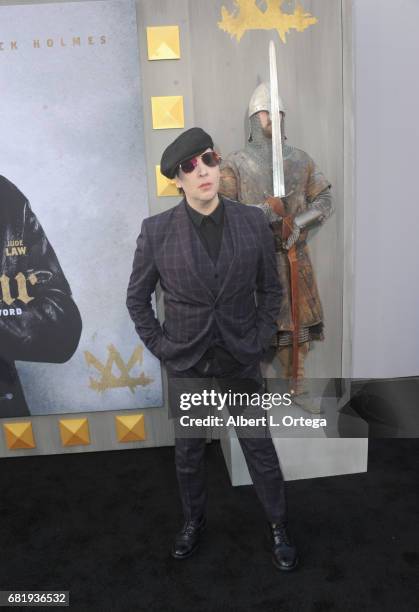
[269,40,285,197]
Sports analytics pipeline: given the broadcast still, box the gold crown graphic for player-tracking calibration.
[84,344,154,393]
[218,0,318,44]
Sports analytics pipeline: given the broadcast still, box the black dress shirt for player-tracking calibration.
[185,199,224,264]
[185,198,242,369]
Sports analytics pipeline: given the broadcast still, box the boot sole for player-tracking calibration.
[171,542,200,560]
[272,554,299,571]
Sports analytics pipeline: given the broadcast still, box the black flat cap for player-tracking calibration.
[160,127,214,179]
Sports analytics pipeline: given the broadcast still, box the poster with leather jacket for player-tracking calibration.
[0,176,82,417]
[0,0,163,416]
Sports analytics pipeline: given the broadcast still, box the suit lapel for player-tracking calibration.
[215,200,239,302]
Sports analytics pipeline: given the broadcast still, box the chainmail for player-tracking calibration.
[246,115,331,224]
[247,113,274,169]
[246,114,276,221]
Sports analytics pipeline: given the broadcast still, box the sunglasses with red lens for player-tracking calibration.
[179,151,221,174]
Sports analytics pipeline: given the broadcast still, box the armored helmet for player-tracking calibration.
[248,82,286,118]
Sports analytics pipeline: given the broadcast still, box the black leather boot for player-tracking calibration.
[270,522,299,571]
[171,516,207,560]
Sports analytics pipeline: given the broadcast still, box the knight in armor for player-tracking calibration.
[220,82,333,412]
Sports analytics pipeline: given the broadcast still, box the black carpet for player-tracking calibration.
[0,439,418,612]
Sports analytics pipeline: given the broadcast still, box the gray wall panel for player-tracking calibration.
[185,0,344,379]
[352,0,419,378]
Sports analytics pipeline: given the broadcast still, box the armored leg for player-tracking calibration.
[277,341,309,395]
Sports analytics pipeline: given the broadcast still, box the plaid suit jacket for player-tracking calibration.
[126,196,282,371]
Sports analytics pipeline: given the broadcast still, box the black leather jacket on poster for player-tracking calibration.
[0,175,82,417]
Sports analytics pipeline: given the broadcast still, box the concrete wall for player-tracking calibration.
[352,0,419,378]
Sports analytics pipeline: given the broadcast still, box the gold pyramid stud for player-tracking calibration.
[115,414,146,443]
[155,165,179,197]
[3,421,36,450]
[151,96,184,130]
[59,418,91,447]
[146,26,180,60]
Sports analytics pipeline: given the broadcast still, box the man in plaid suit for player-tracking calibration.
[127,128,298,571]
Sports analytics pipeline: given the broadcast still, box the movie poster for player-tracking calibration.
[0,0,163,417]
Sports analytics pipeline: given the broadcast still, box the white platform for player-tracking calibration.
[220,399,368,486]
